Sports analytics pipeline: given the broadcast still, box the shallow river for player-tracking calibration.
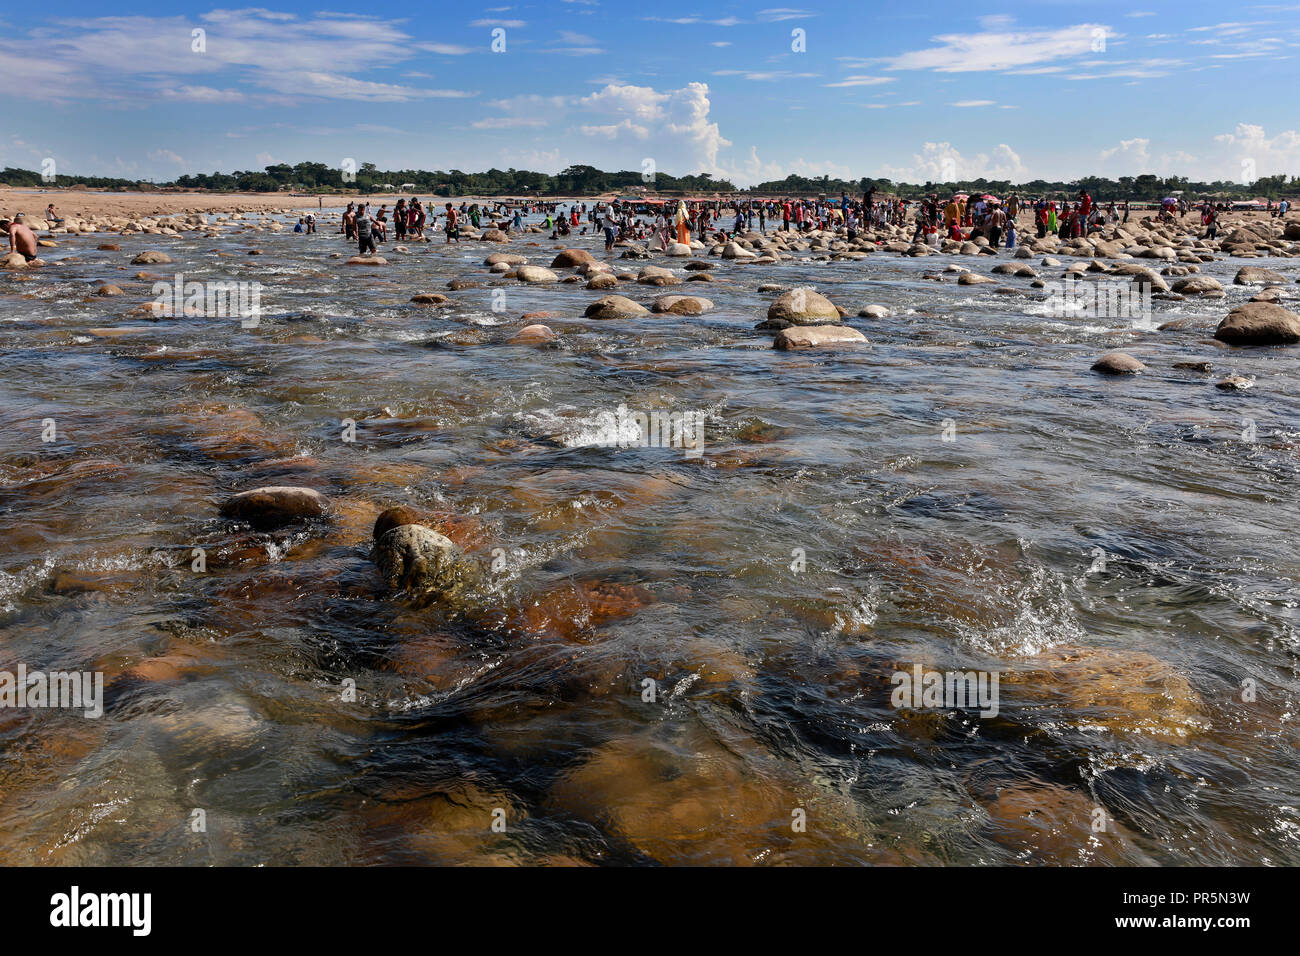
[1,212,1297,865]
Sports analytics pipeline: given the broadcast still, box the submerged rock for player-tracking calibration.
[651,295,713,315]
[1216,375,1254,391]
[219,486,330,528]
[584,294,649,320]
[509,323,557,344]
[1233,265,1288,286]
[1090,352,1146,375]
[773,325,867,350]
[373,524,463,593]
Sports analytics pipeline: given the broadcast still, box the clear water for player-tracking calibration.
[1,213,1297,865]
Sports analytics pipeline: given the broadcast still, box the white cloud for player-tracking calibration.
[258,72,475,102]
[757,8,816,21]
[1212,123,1300,180]
[148,149,186,166]
[884,24,1117,73]
[572,82,732,177]
[162,85,246,103]
[0,11,479,104]
[712,69,819,81]
[881,142,1028,182]
[419,43,473,55]
[824,75,895,88]
[470,117,548,129]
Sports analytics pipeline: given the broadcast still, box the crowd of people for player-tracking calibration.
[320,189,1290,257]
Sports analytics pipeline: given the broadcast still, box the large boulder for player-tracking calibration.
[1109,262,1170,292]
[373,524,462,593]
[550,248,596,268]
[636,265,679,286]
[131,250,172,265]
[484,252,526,267]
[584,295,650,320]
[766,288,840,326]
[773,325,867,350]
[1090,352,1146,375]
[480,228,510,243]
[650,295,713,315]
[1171,275,1223,295]
[509,323,557,344]
[516,264,558,283]
[721,241,757,260]
[219,486,330,528]
[957,272,996,285]
[1214,302,1300,346]
[1233,265,1289,286]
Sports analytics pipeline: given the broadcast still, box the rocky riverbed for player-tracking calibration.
[1,206,1298,865]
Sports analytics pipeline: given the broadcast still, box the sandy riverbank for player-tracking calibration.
[0,189,379,219]
[0,188,618,220]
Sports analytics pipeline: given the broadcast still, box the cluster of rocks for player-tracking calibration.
[216,487,481,601]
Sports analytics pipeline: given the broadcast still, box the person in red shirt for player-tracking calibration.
[1078,190,1092,218]
[444,203,459,243]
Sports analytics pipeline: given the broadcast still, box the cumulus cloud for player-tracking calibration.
[1092,125,1300,181]
[1211,123,1300,180]
[881,142,1029,182]
[577,82,732,175]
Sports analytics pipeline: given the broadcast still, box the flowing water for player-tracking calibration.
[1,212,1298,865]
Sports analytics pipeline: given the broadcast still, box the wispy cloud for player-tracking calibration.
[884,24,1118,73]
[824,74,895,88]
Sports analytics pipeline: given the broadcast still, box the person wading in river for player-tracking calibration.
[1,217,40,261]
[355,203,376,256]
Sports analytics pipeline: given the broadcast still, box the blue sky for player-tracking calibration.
[1,2,1297,186]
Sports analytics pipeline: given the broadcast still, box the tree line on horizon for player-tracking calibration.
[2,161,1296,201]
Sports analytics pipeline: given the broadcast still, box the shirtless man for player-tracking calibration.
[988,204,1006,250]
[1,218,40,261]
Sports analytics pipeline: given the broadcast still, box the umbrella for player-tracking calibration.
[953,193,969,200]
[1162,197,1178,204]
[980,194,999,202]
